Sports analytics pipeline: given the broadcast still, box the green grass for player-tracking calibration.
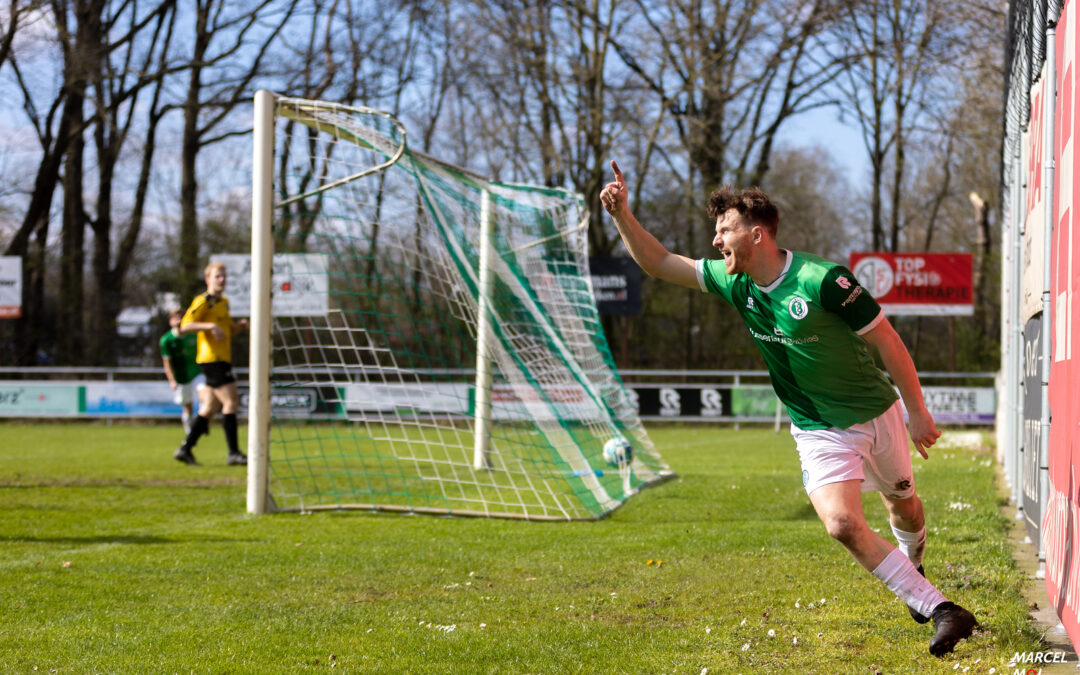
[0,423,1042,673]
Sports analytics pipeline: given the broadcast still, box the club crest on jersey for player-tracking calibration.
[746,296,755,310]
[787,296,809,320]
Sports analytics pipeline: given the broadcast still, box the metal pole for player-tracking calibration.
[247,89,275,515]
[1038,18,1057,575]
[733,373,741,431]
[999,149,1016,485]
[1014,135,1027,517]
[473,189,495,470]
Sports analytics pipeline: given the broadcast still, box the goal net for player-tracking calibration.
[247,92,672,520]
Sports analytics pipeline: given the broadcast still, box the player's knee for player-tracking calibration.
[823,513,864,546]
[898,506,924,530]
[887,495,924,527]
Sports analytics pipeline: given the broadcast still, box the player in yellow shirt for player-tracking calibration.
[174,261,248,466]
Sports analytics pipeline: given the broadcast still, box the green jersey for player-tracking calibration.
[159,329,200,385]
[697,250,898,430]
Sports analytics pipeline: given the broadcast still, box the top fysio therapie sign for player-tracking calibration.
[849,252,973,317]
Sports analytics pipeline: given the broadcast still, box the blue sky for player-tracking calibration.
[777,105,870,184]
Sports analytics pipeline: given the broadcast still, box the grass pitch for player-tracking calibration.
[0,423,1043,673]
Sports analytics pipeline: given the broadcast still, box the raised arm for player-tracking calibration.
[862,318,941,458]
[599,160,699,290]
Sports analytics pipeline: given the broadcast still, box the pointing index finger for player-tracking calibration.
[610,160,625,186]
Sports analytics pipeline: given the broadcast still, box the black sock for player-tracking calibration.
[182,415,209,451]
[223,413,240,455]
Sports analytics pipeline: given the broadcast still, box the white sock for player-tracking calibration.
[891,525,927,567]
[872,548,947,617]
[182,409,191,434]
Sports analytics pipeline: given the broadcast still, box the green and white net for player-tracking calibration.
[261,96,671,519]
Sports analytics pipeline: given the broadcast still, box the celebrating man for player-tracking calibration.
[599,160,976,656]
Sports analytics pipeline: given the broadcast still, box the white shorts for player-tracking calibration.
[790,399,915,499]
[173,373,207,406]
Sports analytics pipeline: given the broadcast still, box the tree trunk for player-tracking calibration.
[179,2,210,300]
[4,139,69,365]
[889,84,905,252]
[57,99,87,365]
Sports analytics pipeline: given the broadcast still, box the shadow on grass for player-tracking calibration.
[2,534,243,545]
[0,477,244,489]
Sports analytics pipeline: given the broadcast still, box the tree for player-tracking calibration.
[176,0,297,300]
[0,0,1009,370]
[3,0,107,364]
[830,0,974,253]
[273,0,431,255]
[436,0,638,255]
[612,0,845,190]
[84,1,179,364]
[761,145,855,261]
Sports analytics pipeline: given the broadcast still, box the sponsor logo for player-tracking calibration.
[701,389,724,417]
[840,285,864,307]
[802,470,809,486]
[238,387,319,416]
[853,256,893,297]
[749,328,820,346]
[788,297,808,320]
[895,478,911,492]
[836,275,852,290]
[659,388,681,417]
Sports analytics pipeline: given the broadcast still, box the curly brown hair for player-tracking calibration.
[706,186,779,237]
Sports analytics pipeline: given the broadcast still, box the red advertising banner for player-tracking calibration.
[1044,0,1080,649]
[848,252,973,316]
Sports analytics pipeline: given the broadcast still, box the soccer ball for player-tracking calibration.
[602,436,633,467]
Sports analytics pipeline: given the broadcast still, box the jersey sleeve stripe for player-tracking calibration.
[695,259,708,293]
[855,310,886,335]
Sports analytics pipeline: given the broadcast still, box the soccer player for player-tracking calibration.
[174,262,248,466]
[159,309,206,434]
[599,160,977,656]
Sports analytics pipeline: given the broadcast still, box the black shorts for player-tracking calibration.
[200,361,235,388]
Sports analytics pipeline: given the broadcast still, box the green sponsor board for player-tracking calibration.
[731,387,780,417]
[0,382,82,416]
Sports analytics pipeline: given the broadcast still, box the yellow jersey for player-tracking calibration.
[181,292,234,364]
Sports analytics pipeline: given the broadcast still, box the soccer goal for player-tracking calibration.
[247,90,672,520]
